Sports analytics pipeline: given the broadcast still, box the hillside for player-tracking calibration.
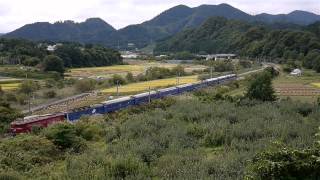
[4,4,320,48]
[155,17,320,64]
[256,11,320,25]
[4,18,116,43]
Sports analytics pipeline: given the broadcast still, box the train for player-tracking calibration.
[10,74,237,134]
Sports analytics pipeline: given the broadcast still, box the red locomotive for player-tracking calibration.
[10,113,65,134]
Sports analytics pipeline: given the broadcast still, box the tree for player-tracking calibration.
[75,79,96,93]
[19,80,40,95]
[0,100,21,134]
[43,123,87,152]
[43,55,65,74]
[126,72,135,82]
[246,72,276,101]
[312,56,320,73]
[109,74,127,85]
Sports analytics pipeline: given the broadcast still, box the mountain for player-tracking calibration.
[115,3,253,48]
[154,17,320,61]
[4,4,320,49]
[4,18,116,43]
[256,10,320,25]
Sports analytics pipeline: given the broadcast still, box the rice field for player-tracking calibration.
[311,83,320,88]
[66,62,207,79]
[0,83,21,91]
[0,77,22,91]
[101,75,199,94]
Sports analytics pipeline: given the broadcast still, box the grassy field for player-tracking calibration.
[66,62,206,79]
[0,78,22,91]
[0,83,21,91]
[101,75,199,94]
[311,83,320,88]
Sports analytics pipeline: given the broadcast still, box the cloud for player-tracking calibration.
[0,0,318,33]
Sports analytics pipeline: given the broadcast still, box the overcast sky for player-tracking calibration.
[0,0,319,33]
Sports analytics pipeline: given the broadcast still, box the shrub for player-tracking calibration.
[18,80,40,94]
[75,79,96,93]
[43,90,57,99]
[239,60,252,68]
[214,61,234,72]
[126,72,135,82]
[247,146,320,179]
[75,117,106,141]
[0,135,59,172]
[43,123,87,153]
[16,93,28,105]
[43,55,65,74]
[109,74,126,85]
[246,72,276,101]
[109,156,148,179]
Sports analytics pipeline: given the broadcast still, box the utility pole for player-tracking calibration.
[116,80,119,97]
[148,86,151,104]
[28,93,31,115]
[210,66,213,79]
[66,101,69,121]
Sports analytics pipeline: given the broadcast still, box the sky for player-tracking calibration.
[0,0,319,33]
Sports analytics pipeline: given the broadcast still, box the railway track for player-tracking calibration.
[24,67,267,115]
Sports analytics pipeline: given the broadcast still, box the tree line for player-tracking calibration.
[155,17,320,72]
[0,39,123,74]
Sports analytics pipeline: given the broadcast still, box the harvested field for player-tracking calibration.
[101,75,199,94]
[66,62,206,79]
[275,83,320,96]
[0,83,21,91]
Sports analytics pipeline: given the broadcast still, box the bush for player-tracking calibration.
[43,123,87,153]
[0,135,59,172]
[247,146,320,179]
[214,61,234,72]
[246,72,276,101]
[16,93,28,105]
[43,55,65,74]
[75,117,106,141]
[126,72,135,82]
[109,74,126,85]
[18,80,40,94]
[43,90,57,99]
[239,60,252,68]
[75,79,96,93]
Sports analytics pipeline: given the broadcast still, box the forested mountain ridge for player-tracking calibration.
[3,4,320,49]
[0,38,123,69]
[4,18,116,44]
[256,10,320,25]
[155,17,320,56]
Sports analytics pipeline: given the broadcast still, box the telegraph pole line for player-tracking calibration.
[28,93,31,115]
[148,86,151,104]
[116,80,119,97]
[66,101,70,121]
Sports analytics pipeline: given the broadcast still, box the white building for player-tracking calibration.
[290,69,302,76]
[47,43,62,52]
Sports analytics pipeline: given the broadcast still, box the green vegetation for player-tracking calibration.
[42,55,65,74]
[155,17,320,72]
[246,71,276,101]
[1,71,320,179]
[0,39,123,75]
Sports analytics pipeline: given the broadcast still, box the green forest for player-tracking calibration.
[0,39,123,70]
[155,17,320,72]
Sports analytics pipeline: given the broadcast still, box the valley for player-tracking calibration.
[0,1,320,179]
